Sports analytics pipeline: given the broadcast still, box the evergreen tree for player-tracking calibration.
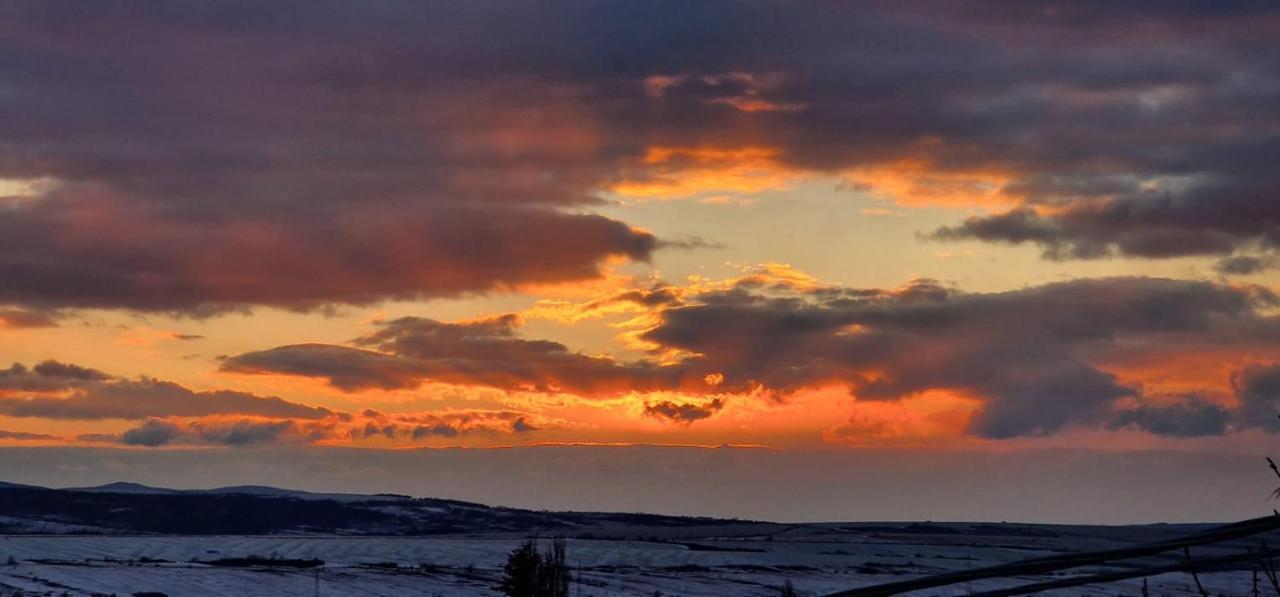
[499,538,572,597]
[539,537,570,597]
[499,540,542,597]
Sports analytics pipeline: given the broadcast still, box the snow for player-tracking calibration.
[0,524,1269,596]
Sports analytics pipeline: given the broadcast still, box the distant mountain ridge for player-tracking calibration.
[0,480,752,537]
[66,481,182,495]
[62,481,395,503]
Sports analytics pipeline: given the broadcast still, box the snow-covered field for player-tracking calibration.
[0,523,1267,596]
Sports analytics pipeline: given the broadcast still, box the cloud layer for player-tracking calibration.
[222,272,1280,438]
[0,379,332,421]
[221,315,693,395]
[0,359,544,448]
[1,360,332,421]
[2,2,1277,316]
[9,269,1280,446]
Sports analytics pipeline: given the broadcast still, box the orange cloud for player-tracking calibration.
[610,146,796,201]
[0,428,63,445]
[54,405,549,449]
[824,390,981,446]
[609,142,1020,211]
[843,158,1015,209]
[0,308,59,329]
[74,268,1273,447]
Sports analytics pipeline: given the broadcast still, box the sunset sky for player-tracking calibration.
[2,2,1280,521]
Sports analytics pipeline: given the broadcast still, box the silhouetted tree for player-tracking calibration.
[500,540,543,597]
[539,537,570,597]
[499,537,571,597]
[780,579,799,596]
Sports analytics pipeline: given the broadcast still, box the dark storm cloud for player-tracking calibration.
[225,275,1280,437]
[0,2,1276,313]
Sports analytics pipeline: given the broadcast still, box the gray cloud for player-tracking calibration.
[644,399,725,424]
[30,360,113,381]
[1231,363,1280,432]
[932,202,1258,261]
[220,344,430,392]
[81,407,542,448]
[222,316,692,395]
[0,429,60,441]
[1109,395,1233,437]
[0,359,544,447]
[0,360,112,393]
[118,420,180,447]
[117,418,298,447]
[411,424,460,440]
[347,409,540,442]
[0,366,330,420]
[396,411,537,440]
[1215,255,1279,276]
[0,2,1275,313]
[642,277,1278,437]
